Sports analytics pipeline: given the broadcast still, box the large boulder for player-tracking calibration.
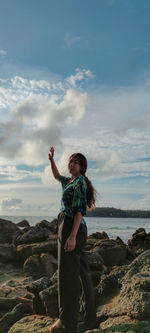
[35,219,58,234]
[0,244,17,263]
[128,228,150,255]
[88,231,109,240]
[85,250,104,271]
[24,253,57,279]
[100,316,150,332]
[8,315,53,333]
[13,226,49,246]
[97,249,150,324]
[0,219,19,244]
[16,220,30,228]
[93,239,127,266]
[16,238,58,264]
[0,299,32,333]
[13,219,58,247]
[98,265,129,304]
[39,284,58,317]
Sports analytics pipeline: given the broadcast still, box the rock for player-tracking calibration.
[39,284,58,317]
[16,244,33,264]
[0,244,17,263]
[24,253,57,279]
[26,277,52,315]
[100,316,150,332]
[97,249,150,324]
[8,314,53,333]
[88,231,109,240]
[119,249,150,320]
[128,228,150,255]
[0,219,19,244]
[85,238,99,251]
[50,270,58,285]
[27,276,52,294]
[13,226,49,246]
[0,300,32,333]
[0,297,21,311]
[36,218,58,234]
[97,265,129,304]
[93,239,127,266]
[32,238,58,258]
[16,220,30,228]
[86,250,104,270]
[16,238,58,264]
[115,236,126,246]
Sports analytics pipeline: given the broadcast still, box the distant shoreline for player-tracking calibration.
[86,207,150,218]
[1,207,150,219]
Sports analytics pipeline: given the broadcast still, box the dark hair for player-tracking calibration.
[68,153,98,210]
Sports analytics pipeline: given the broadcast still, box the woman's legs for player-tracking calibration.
[75,224,97,325]
[79,250,97,324]
[57,213,97,332]
[58,213,80,333]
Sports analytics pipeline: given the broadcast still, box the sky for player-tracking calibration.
[0,0,150,216]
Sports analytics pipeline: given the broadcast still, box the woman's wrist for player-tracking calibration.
[70,233,76,238]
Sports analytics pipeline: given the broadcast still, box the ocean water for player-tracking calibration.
[1,215,150,244]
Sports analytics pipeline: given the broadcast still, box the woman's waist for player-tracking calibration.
[57,210,86,225]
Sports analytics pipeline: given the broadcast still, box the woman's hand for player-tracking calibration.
[48,146,54,161]
[64,235,76,252]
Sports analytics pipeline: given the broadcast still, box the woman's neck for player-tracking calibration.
[70,173,82,181]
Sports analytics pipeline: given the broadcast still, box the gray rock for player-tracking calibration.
[86,250,104,270]
[24,253,57,279]
[97,249,150,322]
[27,276,51,294]
[16,220,30,228]
[13,226,49,246]
[98,265,129,304]
[39,284,58,317]
[0,300,32,333]
[128,228,150,255]
[93,239,127,266]
[0,244,17,263]
[8,315,53,333]
[0,219,19,244]
[35,218,58,234]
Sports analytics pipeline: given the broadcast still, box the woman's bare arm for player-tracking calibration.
[64,212,82,252]
[48,146,60,181]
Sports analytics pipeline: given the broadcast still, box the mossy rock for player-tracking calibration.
[8,315,53,333]
[101,315,150,332]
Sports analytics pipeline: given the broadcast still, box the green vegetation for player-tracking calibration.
[86,207,150,218]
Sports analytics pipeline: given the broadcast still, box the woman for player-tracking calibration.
[48,147,98,333]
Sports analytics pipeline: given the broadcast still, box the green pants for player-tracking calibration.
[57,212,97,333]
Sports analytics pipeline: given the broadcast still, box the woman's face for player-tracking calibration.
[68,157,81,176]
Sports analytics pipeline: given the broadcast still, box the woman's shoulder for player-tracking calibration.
[76,175,87,188]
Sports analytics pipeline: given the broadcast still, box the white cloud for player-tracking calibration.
[0,70,89,165]
[11,76,51,91]
[0,49,7,56]
[66,68,94,88]
[0,198,22,210]
[87,84,150,135]
[64,33,86,48]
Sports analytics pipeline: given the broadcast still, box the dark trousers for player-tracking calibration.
[57,212,97,332]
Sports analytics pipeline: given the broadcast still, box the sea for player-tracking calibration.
[1,216,150,244]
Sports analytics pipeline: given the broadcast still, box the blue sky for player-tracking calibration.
[0,0,150,215]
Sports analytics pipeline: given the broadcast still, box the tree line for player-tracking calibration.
[86,207,150,218]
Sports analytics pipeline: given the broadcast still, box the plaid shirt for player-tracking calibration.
[59,174,87,225]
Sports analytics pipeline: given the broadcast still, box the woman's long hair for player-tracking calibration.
[68,153,97,211]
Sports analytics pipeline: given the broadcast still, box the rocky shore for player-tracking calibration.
[0,217,150,332]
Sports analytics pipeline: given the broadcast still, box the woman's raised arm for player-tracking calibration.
[48,146,60,181]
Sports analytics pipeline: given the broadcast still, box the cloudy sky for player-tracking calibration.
[0,0,150,216]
